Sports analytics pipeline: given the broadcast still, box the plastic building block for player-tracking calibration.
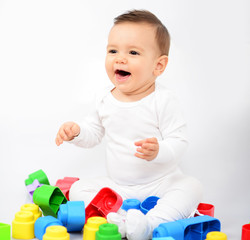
[96,223,121,240]
[25,169,50,186]
[153,215,221,240]
[12,211,35,239]
[26,179,43,202]
[35,216,63,240]
[20,203,42,221]
[196,203,215,217]
[85,187,123,221]
[121,199,141,211]
[33,185,67,218]
[43,226,70,240]
[55,177,79,200]
[83,216,107,240]
[140,196,160,214]
[152,238,175,240]
[58,201,85,232]
[242,224,250,240]
[206,231,227,239]
[0,223,11,240]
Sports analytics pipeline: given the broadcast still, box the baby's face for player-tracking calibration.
[105,22,161,100]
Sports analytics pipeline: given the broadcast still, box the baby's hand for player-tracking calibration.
[134,137,159,161]
[55,122,80,146]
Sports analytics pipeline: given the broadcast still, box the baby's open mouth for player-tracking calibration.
[115,69,131,77]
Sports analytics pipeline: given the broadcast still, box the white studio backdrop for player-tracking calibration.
[0,0,249,239]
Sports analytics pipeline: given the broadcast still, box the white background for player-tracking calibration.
[0,0,249,239]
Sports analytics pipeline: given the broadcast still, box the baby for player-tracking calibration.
[55,9,202,240]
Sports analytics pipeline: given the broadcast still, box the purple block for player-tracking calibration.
[26,179,43,202]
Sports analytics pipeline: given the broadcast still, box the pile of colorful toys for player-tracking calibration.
[0,169,249,240]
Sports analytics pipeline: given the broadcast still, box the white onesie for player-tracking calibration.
[69,82,203,227]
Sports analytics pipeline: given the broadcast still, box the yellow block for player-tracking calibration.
[206,231,227,240]
[21,203,42,221]
[12,211,35,239]
[43,226,70,240]
[83,217,107,240]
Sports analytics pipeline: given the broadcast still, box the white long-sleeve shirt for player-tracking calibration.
[71,82,188,185]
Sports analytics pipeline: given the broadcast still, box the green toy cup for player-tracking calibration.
[33,185,67,217]
[96,223,121,240]
[0,223,11,240]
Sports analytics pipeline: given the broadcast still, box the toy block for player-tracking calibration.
[140,196,160,214]
[43,226,70,240]
[55,177,79,200]
[20,203,42,221]
[85,187,123,221]
[33,185,67,218]
[153,215,221,240]
[83,216,107,240]
[35,216,63,240]
[206,231,227,239]
[152,238,175,240]
[26,179,43,202]
[57,201,85,232]
[196,203,215,217]
[121,199,141,211]
[12,211,35,239]
[242,224,250,240]
[25,169,50,186]
[96,223,121,240]
[0,223,11,240]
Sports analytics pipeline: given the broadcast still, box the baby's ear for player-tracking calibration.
[154,55,168,76]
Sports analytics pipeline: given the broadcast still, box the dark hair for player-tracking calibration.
[114,10,170,56]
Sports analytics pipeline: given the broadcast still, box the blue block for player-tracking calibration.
[153,215,220,240]
[153,237,175,240]
[57,201,85,232]
[140,196,160,214]
[35,216,63,240]
[121,199,141,211]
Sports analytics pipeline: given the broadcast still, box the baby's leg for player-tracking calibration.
[69,176,125,206]
[146,174,203,229]
[125,174,203,240]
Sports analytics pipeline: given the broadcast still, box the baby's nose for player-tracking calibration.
[115,56,127,64]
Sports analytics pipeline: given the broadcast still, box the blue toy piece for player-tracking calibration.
[35,216,63,240]
[57,201,85,232]
[121,199,141,211]
[152,238,175,240]
[140,196,160,214]
[152,215,221,240]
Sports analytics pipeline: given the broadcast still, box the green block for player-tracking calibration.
[33,185,67,218]
[0,223,11,240]
[25,169,50,186]
[96,223,121,240]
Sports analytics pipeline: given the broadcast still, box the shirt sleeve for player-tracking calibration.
[153,88,188,164]
[69,95,105,148]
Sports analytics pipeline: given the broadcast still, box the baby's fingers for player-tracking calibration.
[141,143,158,151]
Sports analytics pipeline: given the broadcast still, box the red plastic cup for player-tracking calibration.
[242,224,250,240]
[196,203,215,217]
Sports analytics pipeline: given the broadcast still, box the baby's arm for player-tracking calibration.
[134,137,159,161]
[55,122,80,146]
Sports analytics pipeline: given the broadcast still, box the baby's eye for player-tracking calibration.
[108,49,117,54]
[130,50,139,55]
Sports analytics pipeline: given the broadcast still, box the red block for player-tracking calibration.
[55,177,79,200]
[196,203,215,217]
[242,224,250,240]
[85,187,123,221]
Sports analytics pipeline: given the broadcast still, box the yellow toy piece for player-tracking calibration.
[43,226,70,240]
[21,203,42,221]
[12,211,35,239]
[206,231,227,240]
[83,216,107,240]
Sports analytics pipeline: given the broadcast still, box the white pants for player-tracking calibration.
[69,170,203,229]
